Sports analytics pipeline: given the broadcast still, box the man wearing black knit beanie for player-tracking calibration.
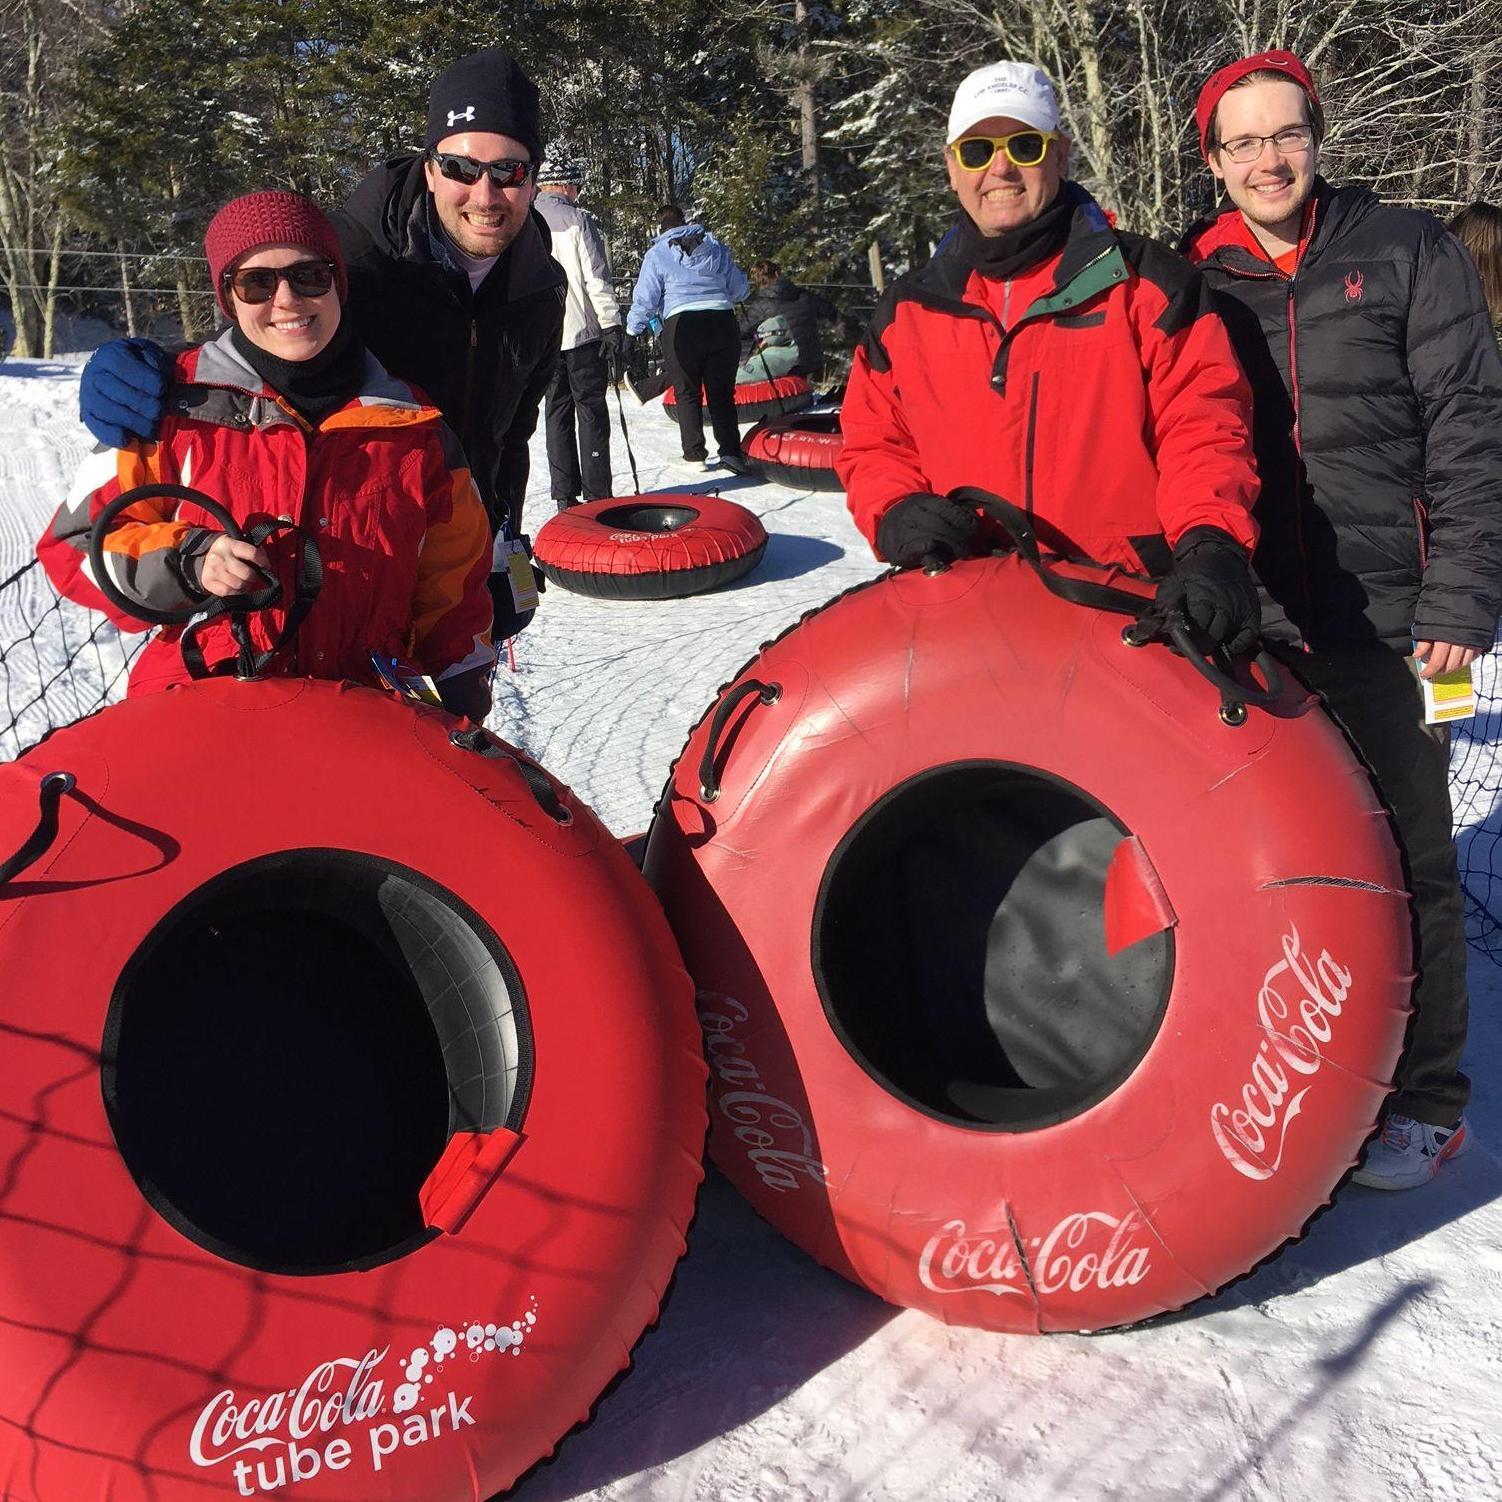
[76,46,565,648]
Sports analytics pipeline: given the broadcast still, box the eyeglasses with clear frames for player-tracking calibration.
[1216,126,1315,164]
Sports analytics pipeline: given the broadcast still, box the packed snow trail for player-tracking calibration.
[2,353,1499,1502]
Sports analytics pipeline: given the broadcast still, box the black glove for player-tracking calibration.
[1144,527,1261,656]
[875,493,983,569]
[600,326,631,377]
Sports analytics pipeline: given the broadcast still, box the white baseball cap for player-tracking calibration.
[947,62,1060,143]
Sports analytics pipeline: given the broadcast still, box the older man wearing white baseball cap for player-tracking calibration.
[837,60,1262,665]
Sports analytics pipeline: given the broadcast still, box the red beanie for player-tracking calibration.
[203,191,348,317]
[1195,50,1320,159]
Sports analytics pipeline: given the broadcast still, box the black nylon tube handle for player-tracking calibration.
[698,678,782,802]
[612,379,642,494]
[0,772,75,887]
[86,483,273,627]
[1157,614,1281,723]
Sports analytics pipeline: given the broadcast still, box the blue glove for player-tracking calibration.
[79,338,171,448]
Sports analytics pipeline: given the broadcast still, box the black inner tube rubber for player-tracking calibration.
[814,762,1172,1131]
[101,850,528,1275]
[593,503,700,533]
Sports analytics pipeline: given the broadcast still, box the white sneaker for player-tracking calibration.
[1353,1113,1471,1190]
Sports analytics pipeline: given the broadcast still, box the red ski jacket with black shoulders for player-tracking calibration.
[838,186,1259,574]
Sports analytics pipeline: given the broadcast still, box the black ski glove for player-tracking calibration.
[875,493,983,568]
[1144,526,1261,656]
[600,325,631,376]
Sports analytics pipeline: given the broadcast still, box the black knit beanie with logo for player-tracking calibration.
[424,48,542,162]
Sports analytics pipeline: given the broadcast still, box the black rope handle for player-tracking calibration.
[1123,612,1283,726]
[178,514,323,681]
[943,487,1281,726]
[698,678,781,802]
[0,771,75,887]
[611,378,642,493]
[88,483,322,681]
[449,727,572,824]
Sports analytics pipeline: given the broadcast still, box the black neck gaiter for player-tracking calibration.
[952,183,1077,279]
[230,313,367,424]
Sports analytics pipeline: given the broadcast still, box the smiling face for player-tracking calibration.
[424,130,536,259]
[945,115,1069,237]
[1209,79,1319,246]
[229,244,340,362]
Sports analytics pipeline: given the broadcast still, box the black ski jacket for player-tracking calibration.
[740,277,839,375]
[335,155,566,535]
[1185,181,1502,650]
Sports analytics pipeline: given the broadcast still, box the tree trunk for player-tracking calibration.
[41,213,63,357]
[794,0,820,205]
[1466,51,1487,200]
[119,247,139,337]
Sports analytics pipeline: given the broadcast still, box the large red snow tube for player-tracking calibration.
[533,493,767,600]
[744,410,844,492]
[644,521,1412,1334]
[663,375,814,425]
[0,678,705,1500]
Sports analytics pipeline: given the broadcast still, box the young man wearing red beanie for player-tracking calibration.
[1184,51,1502,1189]
[39,191,495,718]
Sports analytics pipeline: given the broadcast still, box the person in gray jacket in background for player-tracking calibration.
[535,148,629,509]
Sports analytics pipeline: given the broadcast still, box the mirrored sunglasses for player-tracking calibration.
[953,131,1057,171]
[427,150,534,189]
[224,260,337,305]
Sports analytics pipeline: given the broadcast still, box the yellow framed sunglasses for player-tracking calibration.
[951,130,1058,171]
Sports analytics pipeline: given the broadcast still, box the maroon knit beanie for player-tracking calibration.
[203,191,349,317]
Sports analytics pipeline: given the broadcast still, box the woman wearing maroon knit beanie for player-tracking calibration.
[38,190,497,719]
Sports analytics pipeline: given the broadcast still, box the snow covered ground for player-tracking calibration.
[2,353,1501,1502]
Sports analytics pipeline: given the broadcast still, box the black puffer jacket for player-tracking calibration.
[740,277,840,375]
[335,155,566,535]
[1185,181,1502,650]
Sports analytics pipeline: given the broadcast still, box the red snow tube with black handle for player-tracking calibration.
[0,673,706,1500]
[533,494,767,600]
[744,409,844,491]
[663,375,814,425]
[643,491,1412,1334]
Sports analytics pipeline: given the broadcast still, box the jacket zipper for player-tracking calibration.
[462,319,477,445]
[1024,372,1040,518]
[1413,496,1429,569]
[1283,276,1313,631]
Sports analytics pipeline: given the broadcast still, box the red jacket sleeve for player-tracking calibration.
[1129,244,1259,553]
[836,318,935,555]
[36,441,203,629]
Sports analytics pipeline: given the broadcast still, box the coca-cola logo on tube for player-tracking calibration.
[1210,923,1353,1181]
[917,1211,1152,1298]
[697,991,828,1194]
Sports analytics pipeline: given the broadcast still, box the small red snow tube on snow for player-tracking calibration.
[533,493,767,600]
[644,491,1412,1334]
[663,374,814,425]
[0,677,705,1500]
[744,409,844,492]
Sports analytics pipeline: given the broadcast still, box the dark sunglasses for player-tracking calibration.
[952,130,1058,171]
[427,150,534,189]
[223,260,337,305]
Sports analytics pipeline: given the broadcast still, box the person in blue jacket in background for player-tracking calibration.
[626,207,751,474]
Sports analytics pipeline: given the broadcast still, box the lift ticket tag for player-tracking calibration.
[495,536,540,613]
[1422,661,1477,725]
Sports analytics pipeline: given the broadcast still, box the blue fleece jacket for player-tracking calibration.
[626,224,750,334]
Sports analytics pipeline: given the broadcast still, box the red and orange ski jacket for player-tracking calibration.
[38,330,495,712]
[838,187,1259,575]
